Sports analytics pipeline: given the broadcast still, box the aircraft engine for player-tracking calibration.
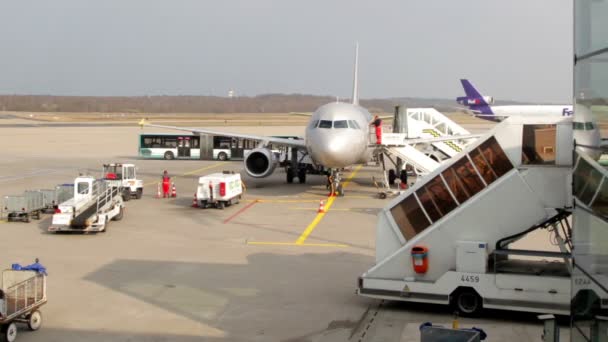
[482,96,494,104]
[244,148,279,178]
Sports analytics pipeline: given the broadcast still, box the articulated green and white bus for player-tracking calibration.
[138,133,301,161]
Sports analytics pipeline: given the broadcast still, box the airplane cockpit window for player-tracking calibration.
[348,120,361,129]
[310,120,319,128]
[573,122,585,130]
[334,120,348,128]
[585,122,595,130]
[318,120,332,129]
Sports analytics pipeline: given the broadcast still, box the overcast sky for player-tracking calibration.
[0,0,572,103]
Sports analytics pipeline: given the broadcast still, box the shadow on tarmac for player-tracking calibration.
[84,252,375,341]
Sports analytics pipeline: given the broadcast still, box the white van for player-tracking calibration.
[196,172,243,209]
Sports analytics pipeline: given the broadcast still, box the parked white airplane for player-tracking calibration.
[140,45,479,195]
[456,79,573,119]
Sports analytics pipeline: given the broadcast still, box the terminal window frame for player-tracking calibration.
[521,124,557,165]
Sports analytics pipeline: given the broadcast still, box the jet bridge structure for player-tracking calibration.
[358,116,599,315]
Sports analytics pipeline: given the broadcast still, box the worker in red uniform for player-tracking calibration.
[370,115,382,145]
[161,170,171,198]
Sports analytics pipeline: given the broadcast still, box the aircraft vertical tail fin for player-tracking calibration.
[456,79,494,115]
[352,42,359,106]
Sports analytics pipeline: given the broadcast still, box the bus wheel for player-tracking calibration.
[218,152,228,161]
[164,151,175,160]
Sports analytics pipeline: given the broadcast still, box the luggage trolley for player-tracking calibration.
[0,266,47,342]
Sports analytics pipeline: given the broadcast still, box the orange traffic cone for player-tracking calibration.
[318,200,326,213]
[171,183,177,198]
[192,193,198,208]
[156,183,161,199]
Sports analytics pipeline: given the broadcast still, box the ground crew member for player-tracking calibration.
[370,115,382,145]
[161,170,171,198]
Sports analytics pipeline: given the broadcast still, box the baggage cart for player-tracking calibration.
[0,269,47,341]
[3,191,44,223]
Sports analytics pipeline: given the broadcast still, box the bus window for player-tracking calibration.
[470,148,497,185]
[477,136,513,178]
[318,120,332,129]
[164,138,177,148]
[442,168,469,204]
[214,137,231,149]
[522,124,556,165]
[390,195,431,240]
[191,137,200,148]
[449,156,485,198]
[423,175,458,216]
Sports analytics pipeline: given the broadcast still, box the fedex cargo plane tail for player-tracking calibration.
[456,79,495,115]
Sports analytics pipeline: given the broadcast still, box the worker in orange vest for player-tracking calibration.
[161,170,171,198]
[370,115,382,145]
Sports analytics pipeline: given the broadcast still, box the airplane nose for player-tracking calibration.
[311,131,364,168]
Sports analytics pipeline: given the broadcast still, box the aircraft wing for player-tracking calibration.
[139,119,307,149]
[289,112,313,116]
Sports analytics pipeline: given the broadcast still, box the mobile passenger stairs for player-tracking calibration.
[359,115,604,315]
[372,106,479,198]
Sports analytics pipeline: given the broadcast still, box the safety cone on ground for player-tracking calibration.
[171,183,177,198]
[192,193,198,208]
[156,183,161,199]
[318,200,326,213]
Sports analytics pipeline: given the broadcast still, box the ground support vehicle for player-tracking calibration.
[38,184,74,213]
[48,176,125,233]
[2,191,44,223]
[195,172,243,209]
[102,163,143,201]
[0,269,47,342]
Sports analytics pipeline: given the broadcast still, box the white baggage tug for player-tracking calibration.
[102,163,143,201]
[195,172,243,209]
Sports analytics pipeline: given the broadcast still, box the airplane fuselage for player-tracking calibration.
[305,102,373,169]
[474,105,574,118]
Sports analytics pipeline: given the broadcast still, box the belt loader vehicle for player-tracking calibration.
[48,176,125,233]
[358,116,605,316]
[195,172,243,209]
[102,163,143,201]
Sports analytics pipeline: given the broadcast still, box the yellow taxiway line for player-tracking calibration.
[143,163,225,186]
[247,164,362,248]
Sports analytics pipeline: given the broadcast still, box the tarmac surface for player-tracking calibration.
[0,121,571,341]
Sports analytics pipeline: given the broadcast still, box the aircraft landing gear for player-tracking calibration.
[328,169,344,197]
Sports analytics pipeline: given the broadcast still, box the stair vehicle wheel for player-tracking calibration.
[453,289,482,316]
[27,310,43,331]
[112,207,124,221]
[388,169,397,185]
[298,169,307,184]
[286,168,295,184]
[217,152,228,161]
[135,188,143,199]
[2,322,17,342]
[164,151,175,160]
[216,201,225,210]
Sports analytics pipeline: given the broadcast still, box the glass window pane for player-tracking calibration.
[573,122,585,130]
[319,120,332,129]
[450,156,486,197]
[590,178,608,218]
[390,195,431,240]
[575,156,603,205]
[522,124,557,165]
[334,120,348,128]
[477,136,514,178]
[416,188,441,222]
[424,175,458,216]
[77,182,89,194]
[585,122,595,130]
[442,168,470,204]
[310,120,319,128]
[470,148,497,185]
